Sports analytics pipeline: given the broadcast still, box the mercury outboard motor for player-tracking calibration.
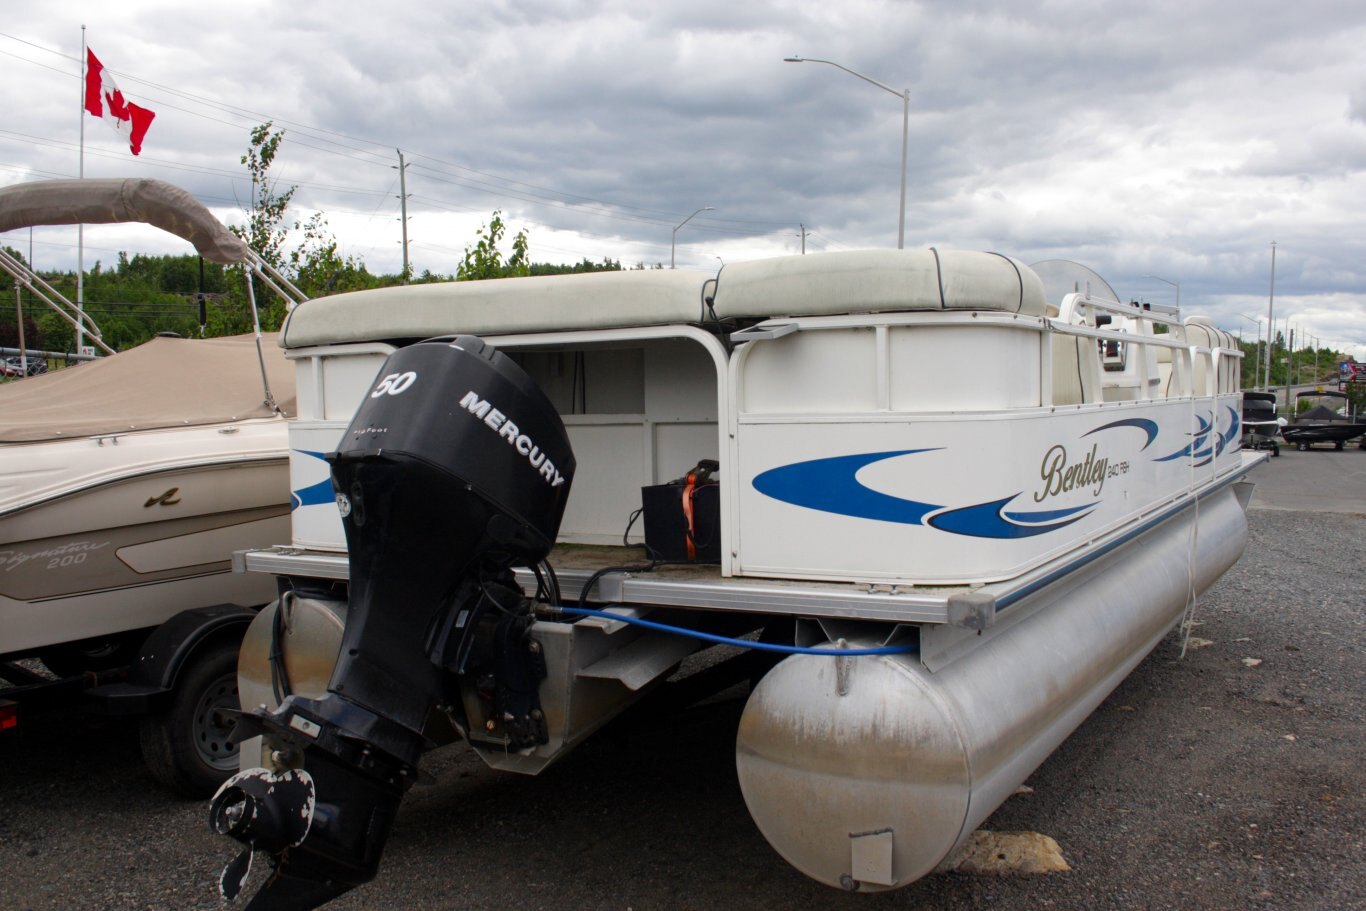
[210,336,574,909]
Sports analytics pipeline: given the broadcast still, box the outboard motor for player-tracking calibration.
[210,336,574,909]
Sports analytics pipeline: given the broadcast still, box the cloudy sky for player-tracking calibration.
[3,0,1364,359]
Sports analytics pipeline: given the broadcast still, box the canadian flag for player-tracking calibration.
[84,48,155,156]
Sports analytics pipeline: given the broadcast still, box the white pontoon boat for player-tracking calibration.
[206,250,1261,908]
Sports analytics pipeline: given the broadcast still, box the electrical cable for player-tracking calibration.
[268,591,295,704]
[554,605,917,656]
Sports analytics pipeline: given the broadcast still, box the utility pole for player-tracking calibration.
[78,25,87,357]
[1265,241,1276,392]
[396,149,411,283]
[798,223,808,254]
[1285,326,1293,412]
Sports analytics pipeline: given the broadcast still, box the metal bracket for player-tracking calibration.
[946,591,996,630]
[834,638,853,696]
[849,827,896,887]
[728,322,798,343]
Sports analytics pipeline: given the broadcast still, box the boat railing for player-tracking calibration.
[0,246,115,355]
[1050,291,1243,403]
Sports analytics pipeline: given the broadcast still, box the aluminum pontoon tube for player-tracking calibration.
[735,484,1249,891]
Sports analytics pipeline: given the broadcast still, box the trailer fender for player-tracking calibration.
[85,604,256,715]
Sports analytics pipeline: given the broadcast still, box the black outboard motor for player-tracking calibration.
[210,336,574,909]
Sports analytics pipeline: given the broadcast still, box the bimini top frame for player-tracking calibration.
[0,177,307,409]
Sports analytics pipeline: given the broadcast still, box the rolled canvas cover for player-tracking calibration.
[0,178,249,264]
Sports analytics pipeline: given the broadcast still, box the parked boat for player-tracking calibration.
[0,332,294,660]
[1279,390,1366,451]
[1241,391,1283,455]
[0,177,306,795]
[205,250,1263,908]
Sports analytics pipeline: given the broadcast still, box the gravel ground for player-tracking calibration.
[1,480,1361,910]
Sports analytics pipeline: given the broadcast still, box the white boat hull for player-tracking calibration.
[0,420,290,656]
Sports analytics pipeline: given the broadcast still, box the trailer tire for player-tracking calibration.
[139,639,241,798]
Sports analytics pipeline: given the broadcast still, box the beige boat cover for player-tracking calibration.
[279,249,1047,349]
[0,334,294,442]
[0,178,250,264]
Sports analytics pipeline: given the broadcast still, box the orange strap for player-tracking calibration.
[681,471,698,561]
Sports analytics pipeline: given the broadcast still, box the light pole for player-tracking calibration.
[1238,313,1264,388]
[1146,274,1180,310]
[671,206,713,269]
[785,56,909,249]
[1265,241,1277,395]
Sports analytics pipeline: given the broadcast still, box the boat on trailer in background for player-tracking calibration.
[206,249,1262,909]
[0,178,307,795]
[1279,389,1366,451]
[1241,391,1283,455]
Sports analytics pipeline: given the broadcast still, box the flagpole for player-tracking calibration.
[77,24,86,356]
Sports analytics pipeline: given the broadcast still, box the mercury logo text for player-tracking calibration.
[458,391,566,487]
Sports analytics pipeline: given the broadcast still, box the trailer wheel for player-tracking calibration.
[1334,440,1344,451]
[1298,442,1309,451]
[139,639,241,798]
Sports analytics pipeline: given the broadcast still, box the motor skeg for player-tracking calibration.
[212,336,574,910]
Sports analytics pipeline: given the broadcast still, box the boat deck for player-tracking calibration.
[239,541,968,625]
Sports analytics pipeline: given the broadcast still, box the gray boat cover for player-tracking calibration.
[0,334,294,442]
[0,178,250,264]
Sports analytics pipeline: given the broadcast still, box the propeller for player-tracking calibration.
[210,768,316,901]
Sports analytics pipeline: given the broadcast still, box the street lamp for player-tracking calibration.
[671,206,713,269]
[785,55,909,250]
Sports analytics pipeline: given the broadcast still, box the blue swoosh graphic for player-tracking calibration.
[290,449,334,512]
[930,496,1096,539]
[1004,504,1098,523]
[291,479,336,511]
[1156,414,1212,462]
[751,450,942,525]
[1216,405,1240,455]
[1086,418,1159,450]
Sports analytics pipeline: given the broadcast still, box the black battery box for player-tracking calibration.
[640,460,720,563]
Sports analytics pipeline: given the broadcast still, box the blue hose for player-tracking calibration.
[555,606,918,656]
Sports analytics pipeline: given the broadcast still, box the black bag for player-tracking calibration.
[640,460,720,563]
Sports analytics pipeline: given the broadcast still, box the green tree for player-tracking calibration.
[234,122,295,270]
[456,211,530,281]
[217,121,297,335]
[529,257,622,275]
[289,212,382,299]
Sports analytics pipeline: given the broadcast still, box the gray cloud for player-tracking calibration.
[3,0,1365,356]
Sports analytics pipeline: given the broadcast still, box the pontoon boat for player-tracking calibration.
[204,251,1263,908]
